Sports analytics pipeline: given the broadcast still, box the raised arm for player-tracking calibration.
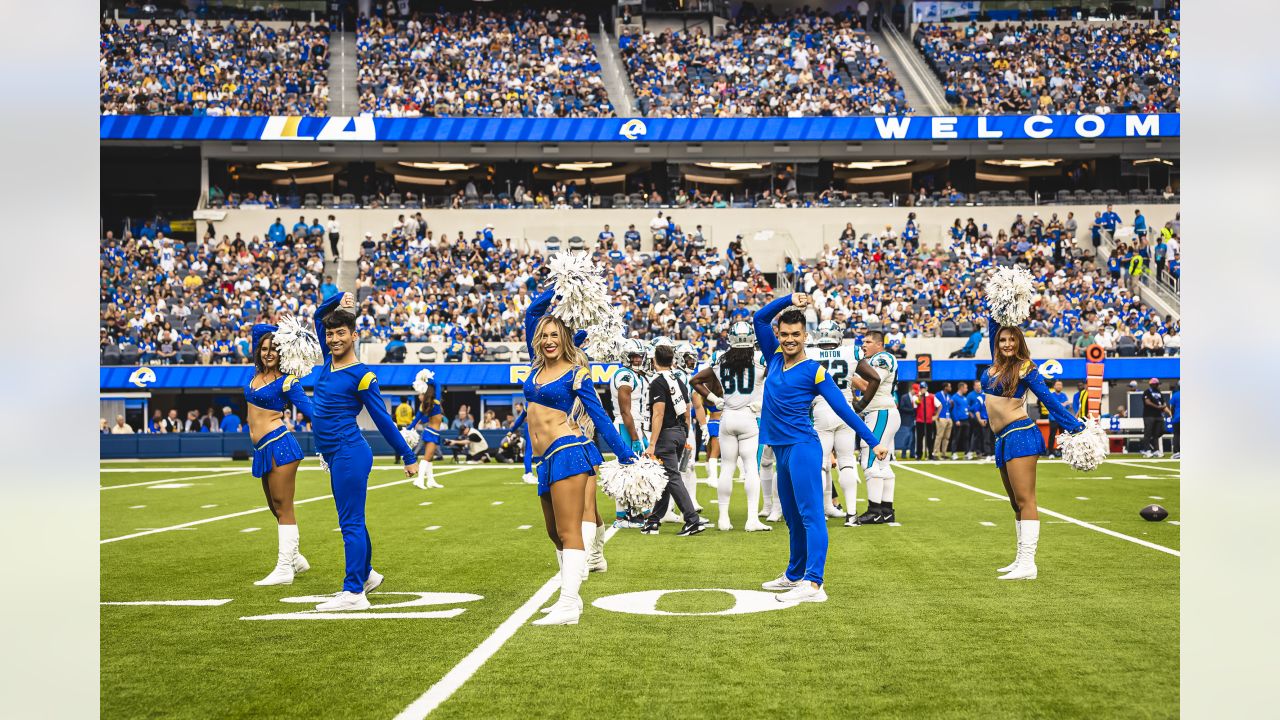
[816,367,883,448]
[689,365,724,405]
[573,370,636,463]
[524,286,556,357]
[752,294,794,357]
[356,371,417,464]
[283,375,314,419]
[1024,368,1086,433]
[315,291,344,363]
[987,316,1000,358]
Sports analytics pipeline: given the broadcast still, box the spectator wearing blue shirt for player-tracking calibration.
[598,224,615,248]
[309,219,325,240]
[1169,383,1180,459]
[950,327,982,358]
[933,382,953,460]
[292,216,309,238]
[267,218,286,245]
[219,406,243,433]
[1133,209,1147,240]
[969,390,990,458]
[623,224,642,251]
[1100,205,1122,241]
[1042,379,1071,457]
[949,382,972,459]
[321,275,339,300]
[480,224,496,251]
[1090,211,1105,255]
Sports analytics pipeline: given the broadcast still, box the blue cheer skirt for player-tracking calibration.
[994,418,1045,469]
[533,435,604,497]
[251,425,305,478]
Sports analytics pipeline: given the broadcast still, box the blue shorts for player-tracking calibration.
[994,419,1045,469]
[707,420,720,439]
[533,435,604,497]
[251,425,305,478]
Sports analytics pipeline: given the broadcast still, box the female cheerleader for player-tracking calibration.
[523,285,637,625]
[690,321,770,532]
[410,375,445,489]
[983,316,1086,580]
[245,323,314,586]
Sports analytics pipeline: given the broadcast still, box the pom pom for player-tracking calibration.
[412,368,436,394]
[400,428,421,451]
[546,252,626,361]
[597,457,668,510]
[1059,418,1109,472]
[984,265,1037,327]
[315,453,330,473]
[272,314,323,377]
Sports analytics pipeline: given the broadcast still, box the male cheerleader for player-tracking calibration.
[312,292,419,611]
[755,293,889,603]
[847,331,901,526]
[608,339,651,528]
[807,320,864,520]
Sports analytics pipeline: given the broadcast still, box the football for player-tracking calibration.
[1140,504,1170,522]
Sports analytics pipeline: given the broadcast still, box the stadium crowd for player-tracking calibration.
[356,10,612,118]
[913,18,1180,115]
[620,7,910,117]
[100,18,330,116]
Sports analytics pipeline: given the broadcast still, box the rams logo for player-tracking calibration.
[1037,359,1064,379]
[129,367,157,388]
[619,119,648,141]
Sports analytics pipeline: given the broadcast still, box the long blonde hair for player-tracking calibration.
[531,315,590,370]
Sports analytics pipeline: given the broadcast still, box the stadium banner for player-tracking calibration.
[100,113,1179,144]
[101,357,1180,392]
[914,1,981,22]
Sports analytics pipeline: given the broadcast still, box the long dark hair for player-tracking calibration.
[719,346,755,376]
[417,385,437,413]
[253,333,278,375]
[990,325,1032,397]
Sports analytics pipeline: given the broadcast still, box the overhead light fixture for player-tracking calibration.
[399,162,478,172]
[1132,157,1174,166]
[693,162,769,171]
[381,144,399,154]
[541,144,560,154]
[984,158,1063,169]
[539,162,614,172]
[230,143,248,153]
[834,160,912,170]
[255,161,328,172]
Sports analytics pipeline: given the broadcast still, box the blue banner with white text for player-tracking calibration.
[100,113,1180,144]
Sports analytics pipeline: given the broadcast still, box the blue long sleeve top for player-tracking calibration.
[313,291,416,462]
[950,393,972,421]
[752,295,880,447]
[244,374,314,418]
[983,317,1086,433]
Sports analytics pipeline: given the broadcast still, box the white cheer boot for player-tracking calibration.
[997,521,1022,573]
[255,525,300,586]
[998,520,1039,581]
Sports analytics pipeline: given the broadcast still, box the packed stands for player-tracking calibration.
[100,18,330,116]
[913,19,1180,115]
[355,10,612,118]
[620,8,910,117]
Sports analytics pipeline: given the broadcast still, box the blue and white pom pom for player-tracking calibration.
[1059,418,1109,472]
[984,265,1037,327]
[597,457,668,510]
[272,314,323,377]
[400,428,421,451]
[547,252,626,361]
[412,368,435,394]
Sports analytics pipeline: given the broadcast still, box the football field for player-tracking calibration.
[101,455,1179,719]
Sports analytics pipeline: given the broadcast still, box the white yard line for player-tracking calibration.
[1106,460,1181,473]
[100,468,476,544]
[101,470,247,490]
[895,464,1180,557]
[394,527,618,720]
[100,599,233,606]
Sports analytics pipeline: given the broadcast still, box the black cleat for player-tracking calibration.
[879,508,896,524]
[641,521,660,535]
[676,519,708,537]
[852,509,884,525]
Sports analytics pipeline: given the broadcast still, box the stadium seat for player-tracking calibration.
[417,346,438,361]
[228,193,242,207]
[321,193,337,208]
[177,346,197,365]
[516,349,531,363]
[119,344,140,365]
[489,345,512,362]
[303,193,319,208]
[340,193,357,208]
[545,236,561,253]
[383,345,407,363]
[103,345,122,365]
[1116,336,1138,357]
[957,321,975,336]
[1056,190,1072,203]
[941,321,958,338]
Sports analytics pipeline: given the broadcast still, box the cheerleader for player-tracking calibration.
[244,323,313,586]
[523,285,637,625]
[983,316,1086,580]
[690,321,771,532]
[409,373,445,489]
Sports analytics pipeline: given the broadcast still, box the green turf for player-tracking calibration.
[101,456,1179,719]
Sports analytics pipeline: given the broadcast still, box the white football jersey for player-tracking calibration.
[712,355,765,412]
[862,350,899,412]
[609,366,649,433]
[807,343,863,431]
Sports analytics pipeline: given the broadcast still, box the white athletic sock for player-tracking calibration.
[717,458,734,521]
[744,462,762,522]
[761,461,778,513]
[560,549,586,603]
[708,457,719,484]
[836,467,859,515]
[866,476,883,504]
[881,474,896,503]
[682,471,699,508]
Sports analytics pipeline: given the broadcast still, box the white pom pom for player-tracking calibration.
[1059,418,1109,472]
[412,368,435,394]
[546,252,626,361]
[984,265,1037,327]
[272,315,323,377]
[315,453,330,473]
[400,428,421,450]
[598,457,668,510]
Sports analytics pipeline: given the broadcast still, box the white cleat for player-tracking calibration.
[776,583,827,603]
[532,598,582,625]
[824,505,845,518]
[761,574,801,591]
[315,591,370,611]
[522,472,538,485]
[1171,452,1181,460]
[757,509,769,518]
[744,520,773,532]
[363,569,384,593]
[661,509,682,524]
[717,517,733,532]
[254,562,294,586]
[292,553,310,574]
[998,562,1038,581]
[766,512,783,522]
